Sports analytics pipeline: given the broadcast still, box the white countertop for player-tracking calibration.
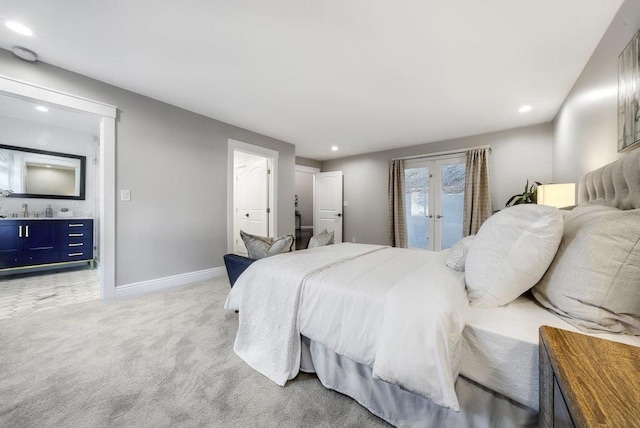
[0,217,94,220]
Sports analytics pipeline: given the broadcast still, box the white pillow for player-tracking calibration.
[465,204,563,307]
[445,235,475,272]
[307,229,335,248]
[240,230,294,259]
[533,203,640,334]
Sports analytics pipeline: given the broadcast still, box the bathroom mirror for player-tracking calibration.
[0,144,86,200]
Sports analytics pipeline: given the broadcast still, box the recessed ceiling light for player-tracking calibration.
[331,146,339,151]
[45,165,52,168]
[35,105,48,112]
[6,21,34,36]
[518,105,532,113]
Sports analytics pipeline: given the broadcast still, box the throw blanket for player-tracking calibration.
[372,259,466,410]
[298,247,467,411]
[224,243,386,386]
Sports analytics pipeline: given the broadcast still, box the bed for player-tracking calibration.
[224,150,640,427]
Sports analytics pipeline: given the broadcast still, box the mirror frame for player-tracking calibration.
[0,144,86,200]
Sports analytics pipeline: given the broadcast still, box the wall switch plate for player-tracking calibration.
[120,189,131,201]
[343,201,349,207]
[352,237,356,243]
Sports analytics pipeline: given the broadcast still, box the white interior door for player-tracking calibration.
[314,171,343,243]
[234,157,269,254]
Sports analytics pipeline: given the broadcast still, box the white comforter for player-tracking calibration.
[225,243,467,411]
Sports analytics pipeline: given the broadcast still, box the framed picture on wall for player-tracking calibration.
[618,29,640,152]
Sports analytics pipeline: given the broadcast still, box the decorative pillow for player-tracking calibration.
[464,204,563,307]
[240,230,294,259]
[445,235,475,272]
[307,229,335,249]
[532,203,640,335]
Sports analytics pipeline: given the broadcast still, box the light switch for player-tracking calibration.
[343,201,349,207]
[120,189,131,201]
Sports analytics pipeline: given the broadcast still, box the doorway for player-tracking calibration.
[227,139,277,255]
[294,165,319,249]
[404,155,465,250]
[0,75,117,299]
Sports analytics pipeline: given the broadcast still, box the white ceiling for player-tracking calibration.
[0,0,623,160]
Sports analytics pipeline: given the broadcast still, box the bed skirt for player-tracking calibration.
[300,337,537,428]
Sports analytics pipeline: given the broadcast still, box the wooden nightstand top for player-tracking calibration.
[540,326,640,427]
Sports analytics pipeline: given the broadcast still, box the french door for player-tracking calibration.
[404,156,465,250]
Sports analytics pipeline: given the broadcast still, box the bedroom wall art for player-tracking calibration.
[618,28,640,152]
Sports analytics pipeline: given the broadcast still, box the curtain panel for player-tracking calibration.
[463,148,492,236]
[388,159,408,248]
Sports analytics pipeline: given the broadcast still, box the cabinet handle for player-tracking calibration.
[69,223,84,227]
[68,243,84,247]
[68,252,84,257]
[18,225,22,238]
[25,225,29,237]
[69,233,84,237]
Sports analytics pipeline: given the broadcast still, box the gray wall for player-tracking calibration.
[295,156,322,169]
[553,0,640,184]
[0,48,295,286]
[322,123,553,245]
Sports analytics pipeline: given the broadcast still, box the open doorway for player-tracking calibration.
[0,75,117,300]
[227,139,278,255]
[294,165,319,249]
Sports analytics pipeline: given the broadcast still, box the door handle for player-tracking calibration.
[428,214,433,218]
[436,215,443,219]
[335,213,342,217]
[18,225,22,238]
[25,225,29,237]
[245,213,249,217]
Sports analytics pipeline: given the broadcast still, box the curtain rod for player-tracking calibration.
[391,145,491,161]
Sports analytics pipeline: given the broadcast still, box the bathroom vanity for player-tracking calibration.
[0,218,94,272]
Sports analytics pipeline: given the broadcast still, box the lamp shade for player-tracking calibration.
[537,183,576,208]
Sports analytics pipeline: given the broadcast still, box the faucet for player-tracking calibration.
[22,203,28,218]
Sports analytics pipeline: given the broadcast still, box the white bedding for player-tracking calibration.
[225,242,640,414]
[224,243,385,386]
[226,244,467,411]
[462,294,640,410]
[300,247,467,409]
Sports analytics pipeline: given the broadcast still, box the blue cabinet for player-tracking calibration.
[0,219,93,271]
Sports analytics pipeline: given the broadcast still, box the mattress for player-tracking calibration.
[461,294,640,410]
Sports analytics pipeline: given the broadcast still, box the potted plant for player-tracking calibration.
[506,180,541,207]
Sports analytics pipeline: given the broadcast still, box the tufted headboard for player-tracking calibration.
[578,149,640,210]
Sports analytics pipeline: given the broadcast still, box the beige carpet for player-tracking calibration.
[0,276,388,427]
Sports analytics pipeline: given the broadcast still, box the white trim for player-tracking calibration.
[0,75,117,301]
[114,267,226,299]
[301,225,314,230]
[227,139,279,253]
[0,74,116,118]
[295,165,320,174]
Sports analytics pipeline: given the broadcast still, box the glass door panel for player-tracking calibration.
[404,165,431,249]
[438,161,465,249]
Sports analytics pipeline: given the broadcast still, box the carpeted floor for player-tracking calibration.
[0,276,388,427]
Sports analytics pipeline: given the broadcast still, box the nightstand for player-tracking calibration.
[539,326,640,427]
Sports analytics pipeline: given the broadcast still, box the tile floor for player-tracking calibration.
[0,267,99,320]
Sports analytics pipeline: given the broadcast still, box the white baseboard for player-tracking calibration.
[114,266,226,300]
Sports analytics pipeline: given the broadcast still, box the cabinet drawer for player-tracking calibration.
[61,230,93,243]
[59,249,93,262]
[60,239,93,251]
[59,221,93,234]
